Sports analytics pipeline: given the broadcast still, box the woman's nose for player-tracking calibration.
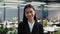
[28,13,31,16]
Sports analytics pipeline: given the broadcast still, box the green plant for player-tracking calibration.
[0,27,9,34]
[56,28,60,34]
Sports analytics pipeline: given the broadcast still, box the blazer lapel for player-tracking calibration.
[24,22,30,34]
[32,21,38,33]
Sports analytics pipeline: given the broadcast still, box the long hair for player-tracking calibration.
[23,4,37,23]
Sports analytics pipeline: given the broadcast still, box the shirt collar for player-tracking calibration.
[28,21,35,26]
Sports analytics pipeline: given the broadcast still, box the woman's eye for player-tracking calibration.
[26,12,29,14]
[30,11,32,13]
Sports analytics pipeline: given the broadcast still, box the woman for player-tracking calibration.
[18,4,43,34]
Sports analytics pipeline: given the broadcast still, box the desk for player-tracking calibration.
[44,26,57,34]
[44,30,48,34]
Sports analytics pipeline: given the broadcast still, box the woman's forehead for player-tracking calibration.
[25,8,34,12]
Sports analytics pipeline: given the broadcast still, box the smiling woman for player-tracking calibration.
[18,4,43,34]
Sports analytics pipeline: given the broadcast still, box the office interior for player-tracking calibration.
[0,0,60,34]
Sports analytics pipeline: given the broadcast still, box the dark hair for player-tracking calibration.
[23,4,37,23]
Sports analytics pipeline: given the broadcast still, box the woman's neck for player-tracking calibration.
[28,19,35,23]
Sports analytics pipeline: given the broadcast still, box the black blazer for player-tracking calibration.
[18,21,43,34]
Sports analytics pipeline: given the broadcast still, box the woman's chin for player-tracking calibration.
[28,18,34,20]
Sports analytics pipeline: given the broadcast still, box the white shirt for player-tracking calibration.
[28,21,35,32]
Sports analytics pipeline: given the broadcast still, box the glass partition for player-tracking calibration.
[5,6,18,21]
[0,6,4,22]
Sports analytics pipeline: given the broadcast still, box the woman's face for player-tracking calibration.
[25,8,35,20]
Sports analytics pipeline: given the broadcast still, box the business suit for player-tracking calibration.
[18,21,43,34]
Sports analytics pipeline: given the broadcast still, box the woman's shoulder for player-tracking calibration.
[36,21,42,24]
[18,21,26,26]
[18,21,24,26]
[36,22,43,27]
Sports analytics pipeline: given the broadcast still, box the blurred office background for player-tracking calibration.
[0,0,60,34]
